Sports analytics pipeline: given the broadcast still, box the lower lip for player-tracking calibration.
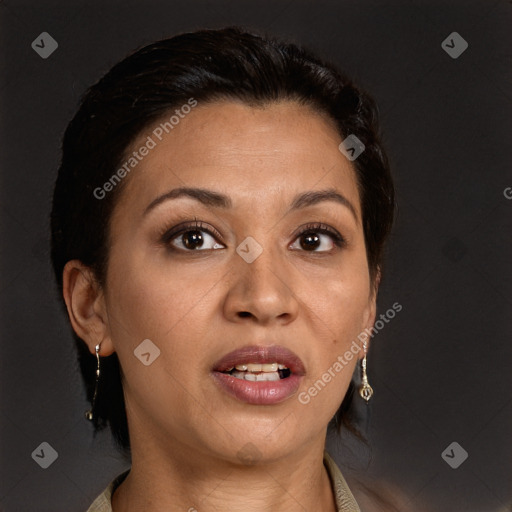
[211,372,303,405]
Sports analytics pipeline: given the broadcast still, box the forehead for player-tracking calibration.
[113,100,361,219]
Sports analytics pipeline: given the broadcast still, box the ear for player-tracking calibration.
[62,260,115,356]
[359,267,381,359]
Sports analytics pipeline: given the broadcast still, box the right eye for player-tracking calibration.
[162,221,225,252]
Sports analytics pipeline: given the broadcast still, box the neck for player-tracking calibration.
[111,434,337,512]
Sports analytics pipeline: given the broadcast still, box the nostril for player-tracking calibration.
[238,311,251,318]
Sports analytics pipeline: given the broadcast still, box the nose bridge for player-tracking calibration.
[226,232,298,321]
[237,234,284,291]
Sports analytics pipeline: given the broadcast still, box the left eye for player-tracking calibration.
[290,230,337,252]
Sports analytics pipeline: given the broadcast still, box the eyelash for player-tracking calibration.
[160,219,346,253]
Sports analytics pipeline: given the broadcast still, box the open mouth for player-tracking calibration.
[222,363,292,382]
[211,345,305,405]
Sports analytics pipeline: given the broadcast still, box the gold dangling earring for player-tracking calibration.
[359,340,373,402]
[85,343,101,421]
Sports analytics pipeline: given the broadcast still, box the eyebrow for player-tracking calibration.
[143,186,358,221]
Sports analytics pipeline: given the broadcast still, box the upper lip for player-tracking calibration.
[212,345,306,376]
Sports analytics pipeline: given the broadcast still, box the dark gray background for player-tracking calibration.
[1,1,511,511]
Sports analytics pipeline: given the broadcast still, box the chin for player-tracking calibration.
[203,416,308,463]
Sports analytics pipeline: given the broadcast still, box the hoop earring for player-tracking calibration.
[359,341,373,402]
[85,343,101,421]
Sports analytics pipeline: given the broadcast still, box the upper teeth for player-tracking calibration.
[227,363,288,372]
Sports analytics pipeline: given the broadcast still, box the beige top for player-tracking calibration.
[86,450,360,512]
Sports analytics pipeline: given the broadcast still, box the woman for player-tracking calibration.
[51,26,395,511]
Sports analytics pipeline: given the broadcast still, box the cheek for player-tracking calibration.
[103,251,219,418]
[297,354,357,425]
[308,254,371,344]
[104,248,219,361]
[296,253,370,415]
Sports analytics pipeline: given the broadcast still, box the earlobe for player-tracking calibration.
[62,260,115,356]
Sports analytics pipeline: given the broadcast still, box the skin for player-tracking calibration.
[63,100,379,512]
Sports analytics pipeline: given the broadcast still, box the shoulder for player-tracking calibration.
[85,470,130,512]
[324,450,361,512]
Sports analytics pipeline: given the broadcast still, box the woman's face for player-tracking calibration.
[101,100,376,463]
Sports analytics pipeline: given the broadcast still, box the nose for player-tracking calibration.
[222,240,300,326]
